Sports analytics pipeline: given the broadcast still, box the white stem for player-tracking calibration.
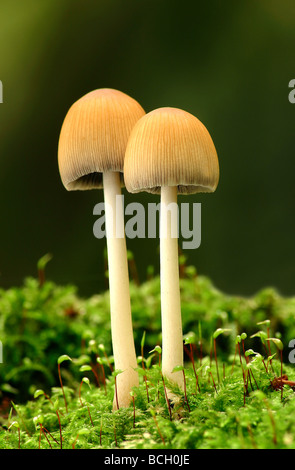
[103,171,138,409]
[160,186,184,390]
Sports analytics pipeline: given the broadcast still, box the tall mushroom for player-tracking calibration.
[124,107,219,391]
[58,88,145,408]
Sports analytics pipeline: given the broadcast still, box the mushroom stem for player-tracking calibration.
[103,171,139,409]
[160,185,184,391]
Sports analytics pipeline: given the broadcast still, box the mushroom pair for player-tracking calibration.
[58,88,219,409]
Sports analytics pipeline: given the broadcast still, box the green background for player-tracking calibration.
[0,0,295,298]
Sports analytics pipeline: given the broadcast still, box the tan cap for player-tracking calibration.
[124,107,219,195]
[58,88,145,190]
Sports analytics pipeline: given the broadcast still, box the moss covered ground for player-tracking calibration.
[1,259,295,450]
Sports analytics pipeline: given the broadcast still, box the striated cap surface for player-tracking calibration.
[124,107,219,195]
[58,88,145,190]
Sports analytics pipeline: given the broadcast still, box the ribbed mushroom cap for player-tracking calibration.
[58,88,145,190]
[124,107,219,195]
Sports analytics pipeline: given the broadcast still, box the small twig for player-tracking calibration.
[280,349,283,401]
[266,401,277,446]
[182,369,191,412]
[114,375,119,410]
[72,434,79,449]
[91,364,101,388]
[189,343,200,392]
[41,424,52,449]
[98,360,107,394]
[152,414,165,445]
[11,402,31,437]
[57,359,70,414]
[38,424,42,449]
[161,373,172,420]
[231,343,238,375]
[131,394,136,428]
[210,372,217,393]
[114,423,118,447]
[56,410,63,449]
[141,337,150,403]
[17,427,21,449]
[100,418,103,446]
[42,426,60,446]
[237,342,247,403]
[213,338,220,384]
[247,423,257,449]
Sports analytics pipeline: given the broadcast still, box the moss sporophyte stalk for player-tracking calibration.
[1,261,295,449]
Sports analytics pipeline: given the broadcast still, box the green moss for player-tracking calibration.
[1,263,295,449]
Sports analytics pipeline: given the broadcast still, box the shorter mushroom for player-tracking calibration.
[124,107,219,391]
[58,88,145,408]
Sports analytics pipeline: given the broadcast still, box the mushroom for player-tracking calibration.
[58,88,145,408]
[124,107,219,392]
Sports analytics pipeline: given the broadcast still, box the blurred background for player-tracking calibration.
[0,0,295,298]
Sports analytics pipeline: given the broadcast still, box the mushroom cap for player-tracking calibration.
[124,107,219,195]
[58,88,145,190]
